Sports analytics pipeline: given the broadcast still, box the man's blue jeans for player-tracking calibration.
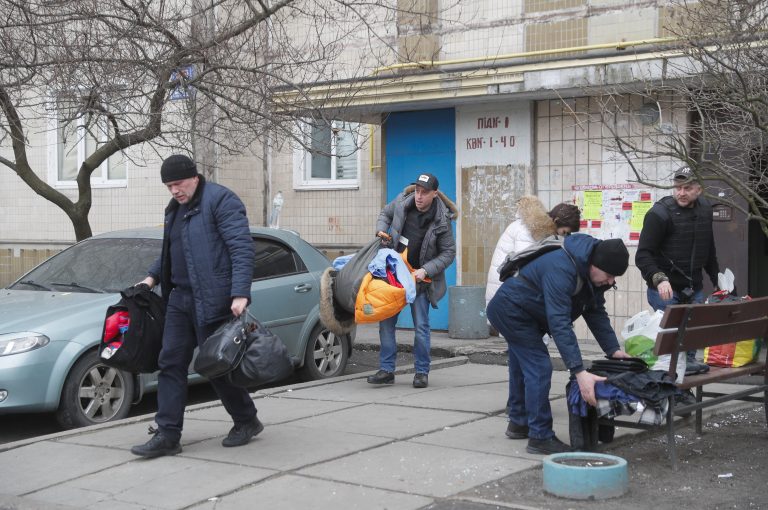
[486,296,554,440]
[647,287,704,361]
[646,287,704,311]
[505,336,553,440]
[378,291,431,374]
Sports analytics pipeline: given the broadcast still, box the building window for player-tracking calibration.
[48,96,127,188]
[293,120,361,190]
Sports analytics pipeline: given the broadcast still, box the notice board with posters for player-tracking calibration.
[571,184,656,246]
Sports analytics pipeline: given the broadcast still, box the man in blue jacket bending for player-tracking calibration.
[131,154,259,458]
[487,234,631,455]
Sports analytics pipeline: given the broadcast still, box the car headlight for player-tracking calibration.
[0,332,51,356]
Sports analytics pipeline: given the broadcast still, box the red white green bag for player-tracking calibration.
[703,291,762,368]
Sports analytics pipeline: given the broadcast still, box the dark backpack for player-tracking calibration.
[497,234,583,295]
[99,284,165,373]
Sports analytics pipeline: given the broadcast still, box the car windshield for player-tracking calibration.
[9,237,161,293]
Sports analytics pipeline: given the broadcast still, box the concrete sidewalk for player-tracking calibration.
[0,326,626,510]
[0,359,598,510]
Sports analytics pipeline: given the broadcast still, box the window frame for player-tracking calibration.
[46,94,128,189]
[292,119,361,190]
[251,236,308,281]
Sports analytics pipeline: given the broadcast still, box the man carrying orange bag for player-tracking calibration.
[367,173,457,388]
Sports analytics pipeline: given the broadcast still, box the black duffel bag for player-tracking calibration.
[99,284,165,373]
[194,315,249,379]
[226,318,294,388]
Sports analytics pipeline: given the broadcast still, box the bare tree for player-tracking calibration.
[585,0,768,237]
[0,0,417,240]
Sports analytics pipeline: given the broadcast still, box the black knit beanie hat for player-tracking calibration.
[591,239,629,276]
[161,154,198,183]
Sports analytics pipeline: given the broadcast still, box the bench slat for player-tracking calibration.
[654,317,768,355]
[659,296,768,329]
[675,362,766,390]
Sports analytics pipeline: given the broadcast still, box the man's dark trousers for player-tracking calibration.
[487,301,554,441]
[155,288,256,441]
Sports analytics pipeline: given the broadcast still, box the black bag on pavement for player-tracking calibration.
[99,284,165,373]
[226,318,294,387]
[194,315,249,379]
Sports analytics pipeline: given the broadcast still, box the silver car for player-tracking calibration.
[0,227,353,429]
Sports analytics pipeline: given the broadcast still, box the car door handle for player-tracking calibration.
[294,283,312,293]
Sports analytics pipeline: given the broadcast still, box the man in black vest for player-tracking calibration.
[636,166,720,376]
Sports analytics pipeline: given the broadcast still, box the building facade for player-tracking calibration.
[1,0,759,333]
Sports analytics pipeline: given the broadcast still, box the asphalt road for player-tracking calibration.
[0,349,415,444]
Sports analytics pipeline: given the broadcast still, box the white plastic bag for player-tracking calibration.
[621,309,664,341]
[652,354,686,384]
[623,309,685,383]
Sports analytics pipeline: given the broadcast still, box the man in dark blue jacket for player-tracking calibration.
[487,234,631,455]
[131,154,259,458]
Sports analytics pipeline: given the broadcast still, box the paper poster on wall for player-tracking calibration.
[571,184,654,245]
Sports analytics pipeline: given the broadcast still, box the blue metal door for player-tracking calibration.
[384,109,456,330]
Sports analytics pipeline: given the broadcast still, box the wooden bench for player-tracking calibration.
[598,296,768,469]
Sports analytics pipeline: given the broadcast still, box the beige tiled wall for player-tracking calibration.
[525,18,588,56]
[268,126,383,250]
[525,0,586,12]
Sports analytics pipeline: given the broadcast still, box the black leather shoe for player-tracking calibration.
[526,436,572,455]
[222,417,264,447]
[412,373,428,388]
[505,422,529,439]
[131,429,181,458]
[367,370,394,385]
[685,359,710,376]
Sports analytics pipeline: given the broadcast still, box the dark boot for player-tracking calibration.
[685,351,710,375]
[222,417,264,447]
[367,370,395,385]
[526,436,572,455]
[131,428,182,458]
[505,422,529,439]
[412,373,428,388]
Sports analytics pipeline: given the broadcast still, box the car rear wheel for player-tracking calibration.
[300,324,349,380]
[55,351,135,429]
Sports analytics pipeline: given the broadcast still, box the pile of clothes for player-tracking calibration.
[567,357,681,450]
[320,239,416,335]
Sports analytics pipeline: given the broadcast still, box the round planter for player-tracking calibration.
[542,452,628,500]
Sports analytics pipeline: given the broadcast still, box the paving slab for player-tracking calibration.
[187,474,433,510]
[182,424,392,471]
[0,441,134,496]
[28,455,274,510]
[385,382,509,414]
[288,402,484,440]
[276,377,437,404]
[187,395,361,425]
[409,415,540,460]
[58,417,230,449]
[298,441,538,498]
